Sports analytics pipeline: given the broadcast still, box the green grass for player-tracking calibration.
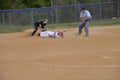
[0,25,31,33]
[48,19,120,29]
[90,19,120,27]
[48,23,78,29]
[0,19,120,33]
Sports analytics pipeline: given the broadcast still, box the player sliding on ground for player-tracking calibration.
[38,31,64,38]
[38,29,70,38]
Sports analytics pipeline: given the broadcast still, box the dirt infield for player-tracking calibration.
[0,26,120,80]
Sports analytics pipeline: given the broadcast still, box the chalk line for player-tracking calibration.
[33,63,120,68]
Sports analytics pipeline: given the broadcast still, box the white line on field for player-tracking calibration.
[31,52,82,60]
[33,63,120,68]
[30,49,120,60]
[62,65,120,68]
[31,53,58,60]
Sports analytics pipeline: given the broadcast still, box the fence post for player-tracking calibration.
[55,7,58,24]
[30,10,34,28]
[118,0,120,18]
[74,0,77,22]
[99,1,102,20]
[9,13,12,25]
[2,11,5,32]
[51,0,53,24]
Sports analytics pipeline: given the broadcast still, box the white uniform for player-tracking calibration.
[80,10,92,18]
[40,31,60,38]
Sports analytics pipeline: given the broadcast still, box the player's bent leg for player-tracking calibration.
[84,21,90,36]
[32,27,38,36]
[78,22,85,35]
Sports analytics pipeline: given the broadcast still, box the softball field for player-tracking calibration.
[0,25,120,80]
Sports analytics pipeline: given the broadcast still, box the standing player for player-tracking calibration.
[31,19,48,36]
[78,7,92,36]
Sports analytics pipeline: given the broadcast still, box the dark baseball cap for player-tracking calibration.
[80,7,86,11]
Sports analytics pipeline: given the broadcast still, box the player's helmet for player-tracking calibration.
[58,32,63,38]
[80,7,86,11]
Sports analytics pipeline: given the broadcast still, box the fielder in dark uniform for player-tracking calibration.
[32,19,48,36]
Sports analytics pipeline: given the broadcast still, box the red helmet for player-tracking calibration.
[58,32,63,38]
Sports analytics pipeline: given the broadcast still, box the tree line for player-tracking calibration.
[0,0,117,10]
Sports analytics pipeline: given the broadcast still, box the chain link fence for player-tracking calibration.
[0,1,119,32]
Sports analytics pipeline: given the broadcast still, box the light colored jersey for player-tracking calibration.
[40,31,60,38]
[80,10,92,18]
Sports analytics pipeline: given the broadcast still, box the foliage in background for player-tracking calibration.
[0,0,117,10]
[0,0,50,10]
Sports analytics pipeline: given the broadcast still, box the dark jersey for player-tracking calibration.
[34,21,47,29]
[32,20,47,36]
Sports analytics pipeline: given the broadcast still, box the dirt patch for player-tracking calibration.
[0,26,120,80]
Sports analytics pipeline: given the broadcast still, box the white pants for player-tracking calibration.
[40,31,60,38]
